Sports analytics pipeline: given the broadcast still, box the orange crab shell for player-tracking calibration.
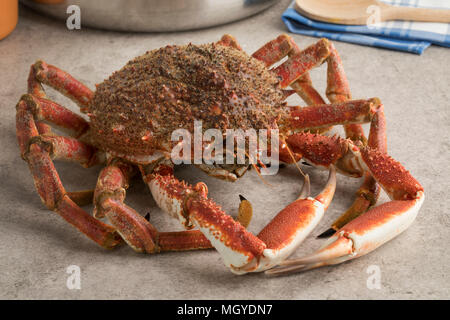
[87,43,287,158]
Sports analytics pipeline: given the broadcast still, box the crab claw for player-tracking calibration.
[184,166,337,274]
[265,236,354,275]
[248,166,336,273]
[267,192,424,276]
[146,164,337,274]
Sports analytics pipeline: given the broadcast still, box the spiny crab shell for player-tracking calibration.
[87,43,287,161]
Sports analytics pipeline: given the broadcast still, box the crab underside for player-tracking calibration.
[16,34,424,275]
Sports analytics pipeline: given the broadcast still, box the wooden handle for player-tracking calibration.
[384,5,450,23]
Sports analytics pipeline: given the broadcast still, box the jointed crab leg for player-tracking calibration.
[30,135,103,167]
[155,230,212,252]
[30,60,93,110]
[252,34,294,67]
[319,104,387,237]
[253,35,331,109]
[322,47,387,235]
[93,159,159,253]
[284,101,386,178]
[274,38,331,89]
[27,63,52,134]
[250,167,336,272]
[255,35,363,140]
[29,95,89,138]
[271,197,425,276]
[20,60,217,253]
[316,43,385,237]
[217,34,242,51]
[288,98,380,132]
[254,35,345,115]
[253,35,329,135]
[139,163,213,252]
[28,64,46,98]
[254,35,387,236]
[276,97,381,170]
[146,157,337,274]
[253,36,326,162]
[324,42,367,143]
[16,97,122,248]
[266,132,424,276]
[92,159,215,253]
[27,59,94,135]
[258,36,328,111]
[17,95,102,166]
[322,42,389,236]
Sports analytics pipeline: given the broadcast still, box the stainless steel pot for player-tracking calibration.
[20,0,279,32]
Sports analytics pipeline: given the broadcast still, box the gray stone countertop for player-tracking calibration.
[0,0,449,299]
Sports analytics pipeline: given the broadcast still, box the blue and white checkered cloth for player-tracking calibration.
[282,0,450,54]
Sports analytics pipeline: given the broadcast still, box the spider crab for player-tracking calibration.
[16,35,424,275]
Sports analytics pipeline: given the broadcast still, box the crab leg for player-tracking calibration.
[253,35,365,131]
[271,196,425,276]
[30,60,93,110]
[316,43,380,237]
[281,37,329,114]
[28,64,52,134]
[266,37,348,112]
[291,73,327,107]
[324,41,364,141]
[252,35,327,163]
[91,159,215,253]
[274,38,331,89]
[29,135,103,167]
[288,98,380,132]
[253,35,328,126]
[156,231,212,252]
[66,190,95,207]
[266,133,424,275]
[284,102,386,178]
[254,35,387,236]
[286,98,386,178]
[252,34,294,67]
[254,36,331,95]
[278,98,380,169]
[253,34,326,107]
[324,42,365,143]
[27,95,89,138]
[145,157,337,274]
[321,42,388,237]
[16,97,122,249]
[19,91,89,139]
[16,94,102,166]
[217,34,242,51]
[318,105,387,237]
[93,159,160,253]
[249,167,336,273]
[138,162,215,251]
[254,35,367,140]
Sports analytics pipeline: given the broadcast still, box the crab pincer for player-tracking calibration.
[266,143,424,276]
[148,165,337,274]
